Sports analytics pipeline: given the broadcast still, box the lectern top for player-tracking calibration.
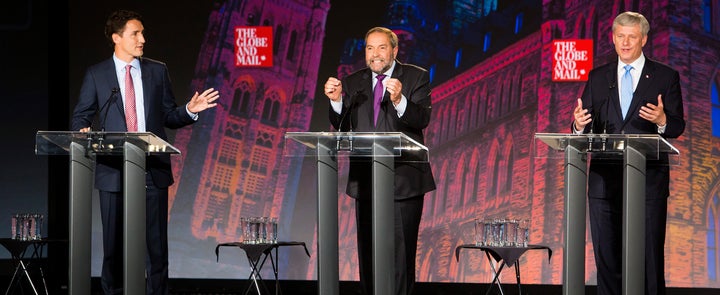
[284,132,429,161]
[35,131,180,156]
[534,133,679,160]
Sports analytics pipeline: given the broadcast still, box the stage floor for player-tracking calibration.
[117,279,718,295]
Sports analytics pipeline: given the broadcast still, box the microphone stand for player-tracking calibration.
[336,90,361,152]
[96,88,119,153]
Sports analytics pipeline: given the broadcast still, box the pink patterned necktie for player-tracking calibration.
[373,74,386,126]
[124,64,138,132]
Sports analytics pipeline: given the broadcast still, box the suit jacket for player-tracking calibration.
[72,57,195,192]
[578,57,685,198]
[329,61,436,200]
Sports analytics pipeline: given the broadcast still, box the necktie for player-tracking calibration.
[621,64,633,119]
[125,64,138,132]
[373,74,386,126]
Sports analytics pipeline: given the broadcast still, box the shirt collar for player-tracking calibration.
[618,53,645,73]
[113,54,141,73]
[373,60,396,79]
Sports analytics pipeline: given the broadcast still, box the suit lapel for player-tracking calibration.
[102,59,126,124]
[375,62,403,130]
[140,58,152,122]
[359,70,374,129]
[604,67,623,122]
[627,59,655,121]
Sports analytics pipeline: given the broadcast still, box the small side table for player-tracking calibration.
[455,244,552,295]
[215,241,310,295]
[0,238,62,295]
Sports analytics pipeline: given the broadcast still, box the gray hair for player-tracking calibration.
[612,11,650,36]
[365,27,399,48]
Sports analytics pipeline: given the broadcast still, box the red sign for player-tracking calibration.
[234,26,273,67]
[552,39,593,81]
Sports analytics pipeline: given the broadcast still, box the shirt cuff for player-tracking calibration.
[393,95,408,117]
[186,104,199,121]
[330,99,343,114]
[573,122,583,134]
[657,123,667,134]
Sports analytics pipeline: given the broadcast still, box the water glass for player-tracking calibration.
[505,219,518,247]
[11,214,19,240]
[241,217,252,244]
[266,217,278,244]
[489,218,500,246]
[517,219,530,247]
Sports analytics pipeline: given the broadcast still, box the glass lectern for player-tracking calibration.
[284,132,429,295]
[35,131,179,295]
[534,133,679,295]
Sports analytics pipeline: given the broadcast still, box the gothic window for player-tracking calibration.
[274,25,284,56]
[592,13,600,54]
[429,64,436,83]
[708,193,719,281]
[440,162,451,213]
[218,139,239,166]
[712,71,720,137]
[286,31,298,61]
[579,19,586,38]
[488,151,501,197]
[455,48,462,68]
[223,122,243,140]
[553,26,562,39]
[514,12,524,34]
[503,151,514,193]
[246,13,257,26]
[231,87,251,117]
[261,91,281,124]
[483,0,497,16]
[513,72,522,109]
[483,32,491,52]
[473,152,482,203]
[487,138,513,196]
[705,0,719,34]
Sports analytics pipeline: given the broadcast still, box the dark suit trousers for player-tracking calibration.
[99,176,169,295]
[588,167,667,295]
[356,196,424,295]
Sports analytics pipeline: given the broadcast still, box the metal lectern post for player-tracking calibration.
[563,144,587,295]
[69,142,93,295]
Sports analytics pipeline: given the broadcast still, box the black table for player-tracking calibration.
[0,238,65,295]
[215,241,310,295]
[455,244,552,295]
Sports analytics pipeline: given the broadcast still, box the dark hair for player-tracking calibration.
[104,10,143,48]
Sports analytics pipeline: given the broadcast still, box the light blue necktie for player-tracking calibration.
[621,65,633,118]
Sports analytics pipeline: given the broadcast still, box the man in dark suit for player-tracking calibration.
[572,11,685,295]
[324,27,435,295]
[71,10,218,295]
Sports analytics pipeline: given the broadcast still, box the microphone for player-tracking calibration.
[336,89,364,151]
[90,88,119,153]
[598,97,609,151]
[338,89,363,132]
[99,88,120,132]
[587,99,595,152]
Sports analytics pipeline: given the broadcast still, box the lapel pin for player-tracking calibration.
[645,74,649,78]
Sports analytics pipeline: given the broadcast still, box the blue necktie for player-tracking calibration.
[621,65,633,118]
[373,74,386,126]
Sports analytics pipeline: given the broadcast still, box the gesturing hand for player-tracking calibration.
[639,94,666,125]
[573,98,591,131]
[187,88,220,114]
